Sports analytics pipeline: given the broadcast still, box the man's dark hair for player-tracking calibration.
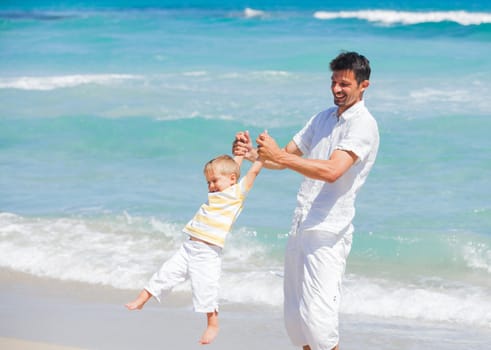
[330,51,371,84]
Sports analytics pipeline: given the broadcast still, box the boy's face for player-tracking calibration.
[205,167,237,193]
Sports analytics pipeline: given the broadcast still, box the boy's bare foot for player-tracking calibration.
[199,311,219,345]
[125,289,152,310]
[125,300,144,310]
[199,324,219,345]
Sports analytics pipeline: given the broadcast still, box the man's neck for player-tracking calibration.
[336,99,363,117]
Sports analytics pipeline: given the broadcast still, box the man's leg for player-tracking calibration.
[284,233,308,347]
[299,230,351,350]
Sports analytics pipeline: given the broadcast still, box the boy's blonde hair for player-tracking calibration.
[204,155,240,178]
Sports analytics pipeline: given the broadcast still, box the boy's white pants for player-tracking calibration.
[145,239,222,313]
[284,229,352,350]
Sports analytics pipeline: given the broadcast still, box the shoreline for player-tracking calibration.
[2,269,490,349]
[0,269,294,350]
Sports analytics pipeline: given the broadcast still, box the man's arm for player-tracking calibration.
[260,139,303,170]
[256,131,357,183]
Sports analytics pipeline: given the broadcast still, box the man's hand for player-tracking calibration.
[256,130,282,162]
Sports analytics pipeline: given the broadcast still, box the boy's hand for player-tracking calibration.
[233,131,253,158]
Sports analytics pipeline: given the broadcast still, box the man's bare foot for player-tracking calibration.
[125,289,152,310]
[199,325,219,345]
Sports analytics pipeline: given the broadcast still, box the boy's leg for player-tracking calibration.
[125,289,152,310]
[188,241,221,313]
[126,242,190,309]
[145,243,190,302]
[187,240,222,344]
[199,311,219,345]
[302,345,339,350]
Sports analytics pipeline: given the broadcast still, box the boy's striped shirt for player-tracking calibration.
[183,177,250,248]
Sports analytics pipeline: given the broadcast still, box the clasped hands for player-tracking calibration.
[233,130,282,162]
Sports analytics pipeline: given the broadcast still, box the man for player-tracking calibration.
[233,52,379,350]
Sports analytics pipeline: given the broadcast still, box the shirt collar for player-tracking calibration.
[338,100,365,121]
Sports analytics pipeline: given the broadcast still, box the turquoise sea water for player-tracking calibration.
[1,0,490,340]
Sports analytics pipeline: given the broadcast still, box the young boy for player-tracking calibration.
[126,152,263,345]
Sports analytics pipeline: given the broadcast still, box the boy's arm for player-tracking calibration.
[233,154,263,190]
[233,155,244,167]
[242,158,264,190]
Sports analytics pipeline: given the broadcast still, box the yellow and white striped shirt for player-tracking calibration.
[183,177,250,248]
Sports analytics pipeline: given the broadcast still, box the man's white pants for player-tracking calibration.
[145,239,222,313]
[284,229,352,350]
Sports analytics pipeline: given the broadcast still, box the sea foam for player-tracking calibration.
[1,212,490,328]
[243,8,267,19]
[313,10,491,26]
[0,74,141,91]
[462,241,491,273]
[342,275,491,328]
[0,212,281,291]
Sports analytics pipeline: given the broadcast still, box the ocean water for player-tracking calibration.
[1,0,490,345]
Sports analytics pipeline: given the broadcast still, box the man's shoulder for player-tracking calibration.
[310,107,338,123]
[344,102,377,124]
[318,106,338,117]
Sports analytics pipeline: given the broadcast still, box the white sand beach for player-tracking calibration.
[2,268,490,350]
[0,269,295,350]
[0,337,84,350]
